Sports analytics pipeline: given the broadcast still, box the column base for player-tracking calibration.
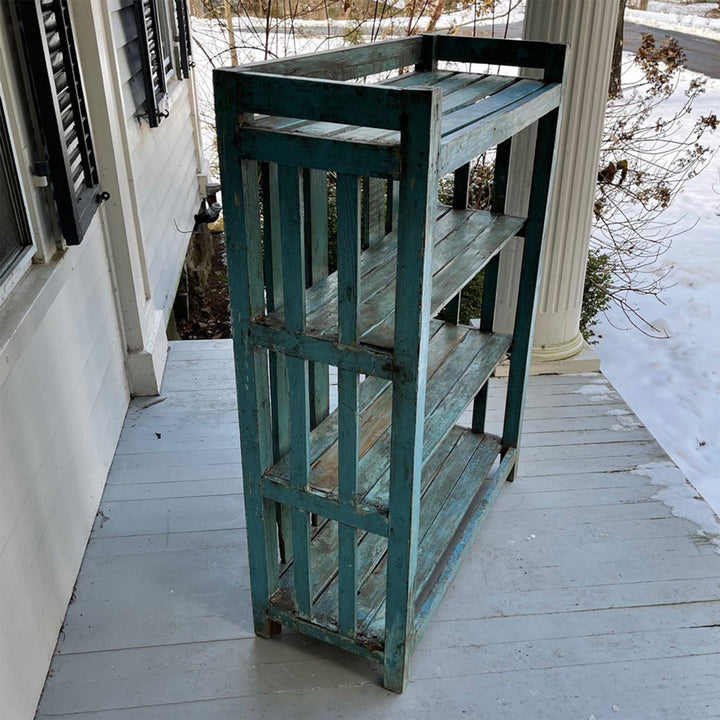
[126,309,168,396]
[494,340,601,377]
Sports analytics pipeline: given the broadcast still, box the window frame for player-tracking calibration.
[13,0,103,247]
[134,0,170,128]
[174,0,194,80]
[134,0,194,128]
[0,93,33,284]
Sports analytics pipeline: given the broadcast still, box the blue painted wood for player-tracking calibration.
[260,478,388,537]
[266,605,384,662]
[278,163,313,616]
[239,127,401,179]
[383,86,442,694]
[472,136,513,434]
[260,162,293,562]
[434,34,567,81]
[245,35,423,81]
[337,172,361,636]
[215,79,278,638]
[440,83,563,175]
[261,207,523,351]
[227,70,408,129]
[304,168,330,434]
[250,324,394,379]
[216,34,565,690]
[503,107,562,460]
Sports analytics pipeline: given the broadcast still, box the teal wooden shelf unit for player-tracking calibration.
[214,34,566,692]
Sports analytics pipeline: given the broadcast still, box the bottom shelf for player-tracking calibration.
[269,425,515,655]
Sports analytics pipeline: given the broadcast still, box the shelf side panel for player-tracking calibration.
[215,74,279,636]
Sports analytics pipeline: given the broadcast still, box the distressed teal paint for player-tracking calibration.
[214,34,566,691]
[337,173,361,636]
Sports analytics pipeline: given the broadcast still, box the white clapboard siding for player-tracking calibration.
[33,342,720,720]
[0,218,129,720]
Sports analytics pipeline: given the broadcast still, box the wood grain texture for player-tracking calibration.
[35,349,720,720]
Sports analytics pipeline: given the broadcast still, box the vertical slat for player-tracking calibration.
[303,168,330,430]
[361,176,370,251]
[278,163,312,616]
[337,175,361,636]
[361,175,389,250]
[216,78,278,637]
[384,87,442,693]
[473,138,512,433]
[503,110,561,458]
[415,33,438,72]
[336,173,361,636]
[453,162,470,209]
[439,161,470,325]
[261,162,293,560]
[385,180,400,235]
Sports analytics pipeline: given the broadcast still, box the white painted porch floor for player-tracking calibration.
[36,340,720,720]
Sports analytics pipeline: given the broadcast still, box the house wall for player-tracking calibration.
[0,216,129,720]
[0,2,203,717]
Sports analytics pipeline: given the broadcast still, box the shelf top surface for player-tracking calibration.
[240,69,561,173]
[250,69,557,139]
[257,204,523,351]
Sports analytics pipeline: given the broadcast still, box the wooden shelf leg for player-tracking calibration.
[503,110,561,462]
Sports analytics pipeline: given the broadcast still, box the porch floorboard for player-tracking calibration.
[35,340,720,719]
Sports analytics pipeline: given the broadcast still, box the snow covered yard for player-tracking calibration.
[596,63,720,516]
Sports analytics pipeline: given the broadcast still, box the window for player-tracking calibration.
[133,0,193,128]
[13,0,102,246]
[0,98,31,281]
[174,0,194,79]
[134,0,169,127]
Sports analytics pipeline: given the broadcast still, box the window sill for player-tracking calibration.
[0,250,68,386]
[0,247,35,307]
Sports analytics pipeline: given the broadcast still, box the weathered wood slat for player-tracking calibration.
[259,208,523,351]
[239,127,401,178]
[434,34,567,81]
[242,35,423,81]
[225,71,413,130]
[439,83,562,174]
[250,325,394,380]
[265,321,457,492]
[337,173,362,635]
[278,164,312,615]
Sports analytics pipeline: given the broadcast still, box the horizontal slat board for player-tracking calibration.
[243,71,560,174]
[264,323,510,506]
[270,427,506,649]
[240,35,423,80]
[258,206,523,350]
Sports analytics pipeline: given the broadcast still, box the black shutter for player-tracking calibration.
[134,0,168,127]
[175,0,194,79]
[15,0,102,246]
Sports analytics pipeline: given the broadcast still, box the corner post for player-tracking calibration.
[384,86,442,693]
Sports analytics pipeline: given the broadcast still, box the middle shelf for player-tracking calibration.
[256,205,524,350]
[262,320,512,514]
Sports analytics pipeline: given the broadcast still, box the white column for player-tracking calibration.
[495,0,619,370]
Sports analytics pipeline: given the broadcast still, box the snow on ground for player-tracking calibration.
[627,2,720,41]
[596,62,720,517]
